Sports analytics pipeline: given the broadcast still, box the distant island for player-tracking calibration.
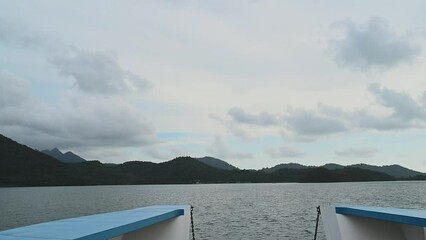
[0,134,425,187]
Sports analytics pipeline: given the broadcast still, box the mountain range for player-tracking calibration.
[41,148,419,179]
[41,148,86,163]
[1,134,425,187]
[40,148,238,170]
[262,162,424,179]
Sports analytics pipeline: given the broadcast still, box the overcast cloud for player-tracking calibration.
[228,107,280,126]
[329,17,420,70]
[0,70,158,151]
[227,107,348,137]
[50,49,151,95]
[210,114,252,140]
[0,19,150,95]
[0,18,64,53]
[208,136,252,159]
[1,1,426,170]
[283,109,348,136]
[0,18,156,155]
[0,70,32,108]
[227,84,426,138]
[354,84,426,130]
[368,83,426,120]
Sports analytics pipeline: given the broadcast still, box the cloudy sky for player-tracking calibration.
[1,1,426,171]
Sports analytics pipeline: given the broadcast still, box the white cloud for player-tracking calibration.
[329,17,420,70]
[144,144,190,161]
[335,147,378,158]
[0,19,64,54]
[320,84,426,131]
[351,84,426,130]
[50,49,151,95]
[208,136,252,159]
[226,84,426,138]
[283,108,347,136]
[210,114,252,140]
[144,147,174,160]
[228,107,279,126]
[60,95,158,147]
[0,19,150,96]
[2,2,426,170]
[265,146,304,158]
[278,130,316,143]
[0,19,156,160]
[368,83,426,120]
[0,70,158,151]
[0,70,32,108]
[227,107,347,137]
[0,71,57,136]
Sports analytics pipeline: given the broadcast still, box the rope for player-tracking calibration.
[190,205,195,240]
[313,206,321,240]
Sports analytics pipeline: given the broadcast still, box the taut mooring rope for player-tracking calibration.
[190,205,195,240]
[313,206,321,240]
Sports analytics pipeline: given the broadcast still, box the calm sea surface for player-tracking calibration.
[1,181,425,240]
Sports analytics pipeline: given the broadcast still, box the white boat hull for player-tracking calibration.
[322,205,426,240]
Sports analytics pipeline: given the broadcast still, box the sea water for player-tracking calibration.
[1,181,425,240]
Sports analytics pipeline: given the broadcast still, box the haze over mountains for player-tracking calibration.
[41,147,419,179]
[1,134,425,187]
[40,149,238,170]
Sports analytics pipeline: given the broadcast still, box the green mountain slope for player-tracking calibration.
[0,134,69,186]
[262,163,311,173]
[266,162,424,178]
[349,164,424,178]
[2,134,422,186]
[196,156,238,171]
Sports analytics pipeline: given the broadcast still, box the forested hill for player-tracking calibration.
[263,162,425,179]
[196,156,238,170]
[1,134,425,187]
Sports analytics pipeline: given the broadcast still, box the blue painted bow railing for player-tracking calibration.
[0,205,191,240]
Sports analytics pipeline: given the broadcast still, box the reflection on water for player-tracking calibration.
[1,181,425,240]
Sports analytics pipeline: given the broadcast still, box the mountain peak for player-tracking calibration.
[50,148,62,154]
[195,156,238,171]
[322,163,344,170]
[262,162,311,173]
[42,148,86,163]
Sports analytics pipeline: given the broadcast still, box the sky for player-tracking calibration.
[1,1,426,171]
